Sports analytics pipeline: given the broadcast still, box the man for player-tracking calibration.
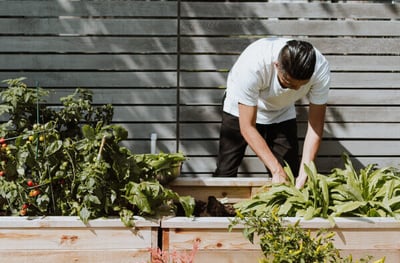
[213,38,330,189]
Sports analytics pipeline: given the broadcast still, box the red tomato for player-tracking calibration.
[0,138,5,144]
[27,180,34,187]
[29,189,40,197]
[0,171,4,177]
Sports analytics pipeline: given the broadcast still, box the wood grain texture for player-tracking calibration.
[0,217,159,263]
[162,217,400,263]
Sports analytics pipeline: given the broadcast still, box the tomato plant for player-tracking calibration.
[0,78,194,226]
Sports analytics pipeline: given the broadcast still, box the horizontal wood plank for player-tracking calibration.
[113,106,177,122]
[180,54,400,71]
[179,140,400,156]
[0,217,158,253]
[181,2,400,19]
[179,72,400,88]
[169,186,255,204]
[0,54,177,70]
[180,37,400,54]
[179,89,400,105]
[0,72,177,88]
[179,156,400,175]
[120,123,177,139]
[162,216,400,230]
[162,217,400,263]
[0,37,177,53]
[180,20,400,36]
[184,250,392,263]
[169,178,267,187]
[0,216,158,228]
[178,105,400,122]
[0,216,157,263]
[179,123,400,140]
[0,250,152,263]
[0,18,177,35]
[0,1,177,17]
[4,71,400,89]
[0,229,155,250]
[48,89,177,105]
[121,140,177,155]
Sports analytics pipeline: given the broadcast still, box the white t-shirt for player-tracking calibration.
[223,38,330,124]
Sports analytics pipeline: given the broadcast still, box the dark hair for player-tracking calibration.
[278,40,316,80]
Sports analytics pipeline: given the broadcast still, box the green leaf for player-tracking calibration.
[283,161,295,185]
[87,194,101,205]
[82,125,95,140]
[318,174,330,217]
[333,201,365,216]
[79,207,91,224]
[178,195,195,217]
[303,206,316,220]
[44,140,63,156]
[278,201,293,215]
[119,208,135,227]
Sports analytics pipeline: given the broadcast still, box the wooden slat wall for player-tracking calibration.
[0,0,180,155]
[0,1,399,177]
[178,0,400,176]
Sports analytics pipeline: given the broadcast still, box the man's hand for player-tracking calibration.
[272,172,288,184]
[271,165,288,184]
[295,175,307,189]
[295,166,307,188]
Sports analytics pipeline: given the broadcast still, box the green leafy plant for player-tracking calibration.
[122,181,194,223]
[134,152,186,185]
[0,78,194,225]
[235,154,400,224]
[229,209,384,263]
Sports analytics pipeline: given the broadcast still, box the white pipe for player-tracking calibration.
[150,133,157,154]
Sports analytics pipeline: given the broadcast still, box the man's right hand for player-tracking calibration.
[271,170,288,184]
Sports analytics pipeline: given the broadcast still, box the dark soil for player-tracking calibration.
[177,196,236,217]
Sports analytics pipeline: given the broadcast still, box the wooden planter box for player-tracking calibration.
[168,178,268,204]
[0,216,159,263]
[162,217,400,263]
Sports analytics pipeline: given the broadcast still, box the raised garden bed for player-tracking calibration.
[161,216,400,263]
[168,177,268,204]
[0,216,159,263]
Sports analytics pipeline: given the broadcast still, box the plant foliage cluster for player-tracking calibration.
[232,156,398,262]
[230,209,384,263]
[235,155,400,225]
[0,78,194,226]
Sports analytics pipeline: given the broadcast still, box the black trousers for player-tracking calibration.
[213,112,300,177]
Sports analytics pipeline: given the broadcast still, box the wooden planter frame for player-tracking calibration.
[1,178,399,262]
[0,216,159,263]
[161,216,400,263]
[168,177,268,204]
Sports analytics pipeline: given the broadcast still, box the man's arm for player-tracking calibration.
[295,103,326,188]
[238,103,287,184]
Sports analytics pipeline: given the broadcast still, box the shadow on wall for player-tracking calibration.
[177,1,400,176]
[3,1,397,177]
